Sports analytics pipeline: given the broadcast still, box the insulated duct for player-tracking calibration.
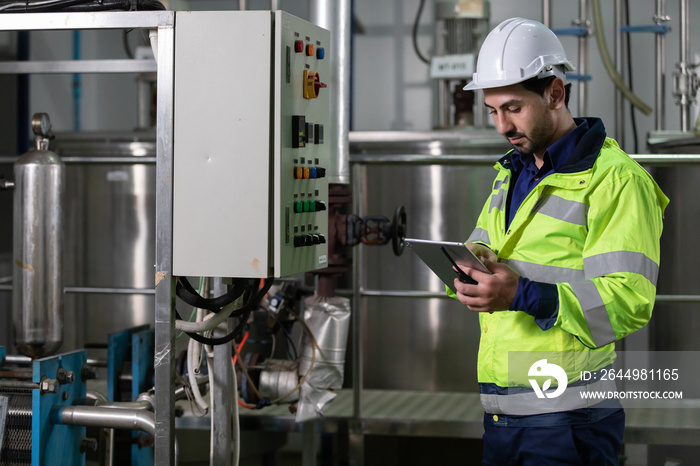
[310,0,351,184]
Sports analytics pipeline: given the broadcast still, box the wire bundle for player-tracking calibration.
[0,0,166,13]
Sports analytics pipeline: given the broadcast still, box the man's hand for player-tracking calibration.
[467,243,497,263]
[453,252,520,313]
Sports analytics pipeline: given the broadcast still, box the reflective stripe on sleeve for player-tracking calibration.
[494,176,509,191]
[532,195,588,226]
[467,228,490,245]
[584,251,660,285]
[502,259,585,284]
[570,281,616,347]
[488,189,506,213]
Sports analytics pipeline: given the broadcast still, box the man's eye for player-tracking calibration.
[508,107,521,113]
[488,109,496,115]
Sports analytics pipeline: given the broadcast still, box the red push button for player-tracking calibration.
[294,40,304,53]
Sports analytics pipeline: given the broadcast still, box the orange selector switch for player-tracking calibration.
[303,70,327,99]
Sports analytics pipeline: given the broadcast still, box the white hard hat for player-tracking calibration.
[464,17,575,91]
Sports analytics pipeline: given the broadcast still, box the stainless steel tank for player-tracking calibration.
[647,132,700,352]
[53,132,156,351]
[350,130,509,392]
[12,114,65,358]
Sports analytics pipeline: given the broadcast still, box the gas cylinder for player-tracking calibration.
[13,113,65,358]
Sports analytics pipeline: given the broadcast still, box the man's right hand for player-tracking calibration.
[467,243,497,263]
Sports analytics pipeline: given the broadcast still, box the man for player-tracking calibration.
[450,17,669,465]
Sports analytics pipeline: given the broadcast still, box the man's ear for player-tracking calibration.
[548,78,566,109]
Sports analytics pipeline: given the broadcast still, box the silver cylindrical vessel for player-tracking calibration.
[13,114,65,358]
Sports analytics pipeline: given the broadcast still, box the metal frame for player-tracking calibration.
[0,12,177,465]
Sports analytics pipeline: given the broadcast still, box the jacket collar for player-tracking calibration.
[497,117,607,173]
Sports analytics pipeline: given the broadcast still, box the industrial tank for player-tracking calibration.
[12,115,65,358]
[647,132,700,352]
[52,132,156,351]
[350,130,509,392]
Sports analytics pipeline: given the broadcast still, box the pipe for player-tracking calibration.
[4,355,107,367]
[679,0,691,131]
[53,403,179,465]
[17,31,29,155]
[309,0,351,184]
[542,0,551,28]
[73,30,81,131]
[590,0,653,115]
[578,0,589,115]
[614,0,625,146]
[655,0,668,130]
[54,404,155,435]
[351,163,363,421]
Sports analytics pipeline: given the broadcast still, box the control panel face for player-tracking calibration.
[273,11,330,277]
[172,11,329,278]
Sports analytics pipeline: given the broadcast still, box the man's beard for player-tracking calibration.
[505,113,554,156]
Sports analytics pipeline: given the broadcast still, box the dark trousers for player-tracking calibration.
[482,409,625,465]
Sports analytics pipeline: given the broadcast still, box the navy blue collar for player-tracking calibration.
[509,118,590,175]
[500,117,607,174]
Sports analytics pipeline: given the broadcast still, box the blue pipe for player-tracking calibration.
[620,24,670,34]
[551,27,589,37]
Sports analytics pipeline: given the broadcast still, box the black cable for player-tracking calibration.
[0,0,165,12]
[624,0,639,154]
[267,311,298,360]
[123,30,134,60]
[180,279,274,346]
[176,276,248,312]
[412,0,430,65]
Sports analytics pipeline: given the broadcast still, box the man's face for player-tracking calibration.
[483,83,554,158]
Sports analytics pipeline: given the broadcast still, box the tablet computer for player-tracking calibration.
[405,238,491,293]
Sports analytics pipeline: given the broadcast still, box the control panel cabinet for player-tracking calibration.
[173,11,330,278]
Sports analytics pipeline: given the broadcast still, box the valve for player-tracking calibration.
[345,205,407,256]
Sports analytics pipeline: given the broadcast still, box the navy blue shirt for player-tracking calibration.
[507,119,589,327]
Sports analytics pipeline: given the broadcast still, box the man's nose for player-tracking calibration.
[493,113,515,135]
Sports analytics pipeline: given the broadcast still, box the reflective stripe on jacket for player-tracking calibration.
[457,118,669,415]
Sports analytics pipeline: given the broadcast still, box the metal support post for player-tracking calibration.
[614,0,625,147]
[542,0,551,27]
[350,162,365,466]
[154,22,176,466]
[678,0,692,131]
[577,0,589,116]
[302,422,319,466]
[655,0,668,130]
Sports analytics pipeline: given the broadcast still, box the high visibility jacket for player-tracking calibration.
[458,118,669,416]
